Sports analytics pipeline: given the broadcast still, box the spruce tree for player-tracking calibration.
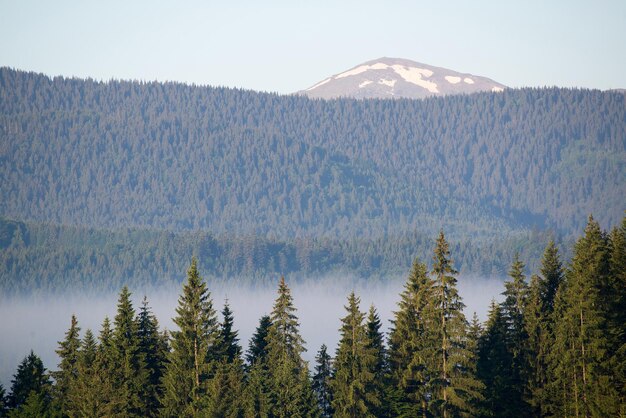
[549,216,619,416]
[71,329,103,417]
[365,305,387,417]
[430,231,483,418]
[0,384,7,416]
[206,358,245,418]
[246,315,272,368]
[477,301,516,418]
[312,345,333,418]
[387,258,435,417]
[96,317,116,416]
[500,254,530,416]
[608,216,626,414]
[9,351,52,411]
[111,286,147,417]
[160,257,219,417]
[53,314,81,415]
[243,361,271,418]
[137,296,167,416]
[216,300,242,363]
[265,276,317,418]
[331,292,378,418]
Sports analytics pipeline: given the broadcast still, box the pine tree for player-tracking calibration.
[160,257,219,417]
[52,314,81,415]
[331,292,378,418]
[216,300,242,363]
[265,276,316,418]
[71,329,103,417]
[608,216,626,414]
[500,254,530,416]
[206,358,245,418]
[430,231,483,418]
[476,301,514,418]
[365,305,387,417]
[0,383,8,416]
[137,296,167,416]
[387,258,436,417]
[312,345,333,418]
[548,216,619,416]
[96,317,116,416]
[111,286,147,417]
[243,361,270,418]
[246,315,272,368]
[9,351,52,411]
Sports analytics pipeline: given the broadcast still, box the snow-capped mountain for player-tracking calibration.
[299,57,506,99]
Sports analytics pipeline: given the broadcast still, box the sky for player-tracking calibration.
[0,0,625,93]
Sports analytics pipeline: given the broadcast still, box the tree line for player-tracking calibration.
[0,217,562,294]
[1,216,624,417]
[1,67,624,238]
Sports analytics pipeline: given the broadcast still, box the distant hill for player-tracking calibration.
[0,68,624,241]
[299,57,506,99]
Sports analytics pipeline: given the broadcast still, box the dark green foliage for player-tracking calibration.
[608,217,626,414]
[312,345,333,418]
[243,361,270,418]
[160,258,219,417]
[7,390,54,418]
[388,258,436,417]
[52,314,80,415]
[137,297,168,416]
[264,277,317,417]
[499,254,531,415]
[477,302,516,418]
[364,306,387,417]
[331,292,379,418]
[110,286,147,416]
[206,359,245,418]
[430,231,483,418]
[71,329,104,417]
[8,352,52,411]
[95,317,116,416]
[216,301,242,363]
[0,384,8,416]
[246,315,271,368]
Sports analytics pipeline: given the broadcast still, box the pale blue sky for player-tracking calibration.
[1,0,624,93]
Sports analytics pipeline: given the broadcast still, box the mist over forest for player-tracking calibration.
[0,274,505,388]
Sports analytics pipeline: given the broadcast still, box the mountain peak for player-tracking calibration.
[299,57,506,99]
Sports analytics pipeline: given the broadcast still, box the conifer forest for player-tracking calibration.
[1,216,624,417]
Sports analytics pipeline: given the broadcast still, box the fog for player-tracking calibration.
[0,276,504,388]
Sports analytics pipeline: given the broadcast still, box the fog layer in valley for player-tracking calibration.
[0,276,504,387]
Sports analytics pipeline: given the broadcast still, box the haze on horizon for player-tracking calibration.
[0,0,624,93]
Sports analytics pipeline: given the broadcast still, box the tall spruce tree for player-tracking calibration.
[389,259,439,417]
[246,315,272,368]
[265,276,317,418]
[216,301,242,363]
[477,301,516,418]
[137,296,167,417]
[96,317,116,416]
[430,231,483,418]
[53,314,81,415]
[312,345,333,418]
[111,286,147,417]
[160,257,219,417]
[71,329,104,417]
[331,292,378,418]
[500,254,531,416]
[365,305,388,417]
[548,216,619,416]
[608,216,626,414]
[388,258,436,417]
[9,351,53,411]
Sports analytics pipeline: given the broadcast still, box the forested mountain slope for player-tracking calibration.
[1,68,624,238]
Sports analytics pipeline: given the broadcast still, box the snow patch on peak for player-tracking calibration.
[391,65,438,93]
[492,86,504,92]
[359,80,373,88]
[464,77,475,85]
[379,79,396,87]
[336,63,387,79]
[445,76,461,84]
